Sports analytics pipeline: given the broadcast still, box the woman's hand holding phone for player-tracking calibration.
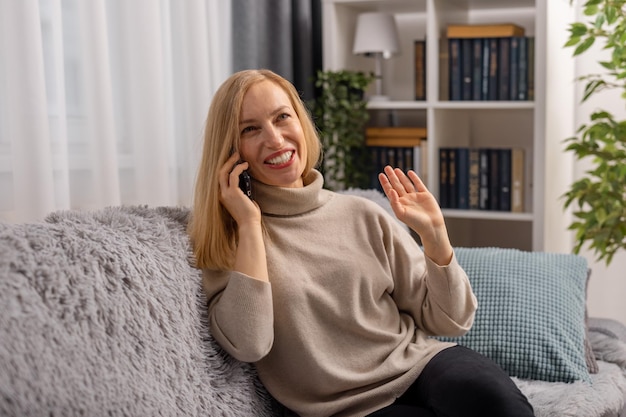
[219,153,260,227]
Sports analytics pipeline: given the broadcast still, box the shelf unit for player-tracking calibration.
[321,0,572,252]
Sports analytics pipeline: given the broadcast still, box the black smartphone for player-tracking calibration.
[239,170,252,199]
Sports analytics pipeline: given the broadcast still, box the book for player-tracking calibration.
[498,37,510,100]
[439,148,450,208]
[511,148,525,212]
[446,23,525,39]
[455,148,470,209]
[468,148,480,209]
[414,40,426,100]
[419,140,429,185]
[461,38,473,100]
[479,148,490,210]
[480,38,490,100]
[448,148,457,208]
[366,137,422,147]
[527,37,535,101]
[472,38,483,100]
[487,38,499,100]
[449,38,462,100]
[517,37,528,100]
[366,127,427,138]
[489,149,500,210]
[509,37,520,101]
[498,148,512,211]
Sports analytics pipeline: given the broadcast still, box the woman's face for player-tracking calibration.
[238,80,307,188]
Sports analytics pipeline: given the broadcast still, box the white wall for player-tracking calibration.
[571,4,626,324]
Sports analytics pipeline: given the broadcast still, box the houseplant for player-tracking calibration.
[310,69,374,190]
[563,0,626,265]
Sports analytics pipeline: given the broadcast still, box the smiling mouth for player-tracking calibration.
[265,150,294,166]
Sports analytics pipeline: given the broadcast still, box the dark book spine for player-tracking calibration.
[439,148,450,208]
[499,148,512,211]
[404,147,414,172]
[449,39,462,101]
[479,148,490,210]
[481,38,490,100]
[509,37,520,100]
[461,38,473,100]
[488,149,500,210]
[472,38,483,101]
[456,147,470,209]
[468,148,480,210]
[528,37,535,101]
[517,37,528,100]
[498,37,510,100]
[487,38,499,101]
[414,40,426,100]
[448,148,458,208]
[370,147,382,190]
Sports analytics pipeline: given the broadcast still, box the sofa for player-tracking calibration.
[1,192,626,417]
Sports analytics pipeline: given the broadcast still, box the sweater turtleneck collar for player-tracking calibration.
[251,169,332,217]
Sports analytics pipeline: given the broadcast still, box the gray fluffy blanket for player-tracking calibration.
[0,206,276,417]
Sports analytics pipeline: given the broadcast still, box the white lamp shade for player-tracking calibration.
[352,12,400,59]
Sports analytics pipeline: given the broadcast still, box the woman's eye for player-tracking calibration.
[277,113,291,121]
[241,126,256,135]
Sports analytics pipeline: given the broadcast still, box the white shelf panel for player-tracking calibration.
[366,101,428,110]
[442,209,534,221]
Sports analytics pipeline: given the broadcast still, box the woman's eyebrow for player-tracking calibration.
[239,106,291,125]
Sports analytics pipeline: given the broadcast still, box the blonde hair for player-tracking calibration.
[188,69,322,270]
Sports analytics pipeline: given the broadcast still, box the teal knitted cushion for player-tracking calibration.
[439,247,590,383]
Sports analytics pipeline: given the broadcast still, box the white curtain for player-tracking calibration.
[0,0,232,223]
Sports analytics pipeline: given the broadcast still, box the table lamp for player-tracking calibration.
[352,12,400,101]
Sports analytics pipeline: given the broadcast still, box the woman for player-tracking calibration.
[188,69,534,417]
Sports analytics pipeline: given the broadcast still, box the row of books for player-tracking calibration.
[365,127,428,190]
[447,23,535,101]
[439,147,525,212]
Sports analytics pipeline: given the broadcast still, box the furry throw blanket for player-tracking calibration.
[0,206,277,417]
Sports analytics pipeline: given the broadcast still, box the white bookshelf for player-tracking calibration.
[322,0,576,251]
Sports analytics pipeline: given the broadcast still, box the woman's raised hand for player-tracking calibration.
[378,166,453,265]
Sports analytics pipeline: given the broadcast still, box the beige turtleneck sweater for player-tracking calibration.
[202,170,477,417]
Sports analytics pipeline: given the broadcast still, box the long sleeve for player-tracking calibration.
[382,215,477,337]
[202,269,274,362]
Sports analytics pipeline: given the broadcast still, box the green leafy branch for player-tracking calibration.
[563,0,626,264]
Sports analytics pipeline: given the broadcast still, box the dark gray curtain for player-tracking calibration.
[232,0,322,101]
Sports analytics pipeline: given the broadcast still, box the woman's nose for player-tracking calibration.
[263,125,284,148]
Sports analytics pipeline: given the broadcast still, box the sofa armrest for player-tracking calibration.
[589,317,626,344]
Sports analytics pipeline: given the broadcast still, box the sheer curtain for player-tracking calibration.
[0,0,232,223]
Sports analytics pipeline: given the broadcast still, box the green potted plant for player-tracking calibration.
[563,0,626,265]
[310,69,375,190]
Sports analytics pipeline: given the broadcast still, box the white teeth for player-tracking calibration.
[266,151,293,165]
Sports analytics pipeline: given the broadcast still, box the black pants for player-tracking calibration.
[366,346,535,417]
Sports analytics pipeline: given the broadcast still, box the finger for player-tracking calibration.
[219,152,241,179]
[383,165,406,196]
[378,172,399,202]
[407,170,428,192]
[393,167,416,194]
